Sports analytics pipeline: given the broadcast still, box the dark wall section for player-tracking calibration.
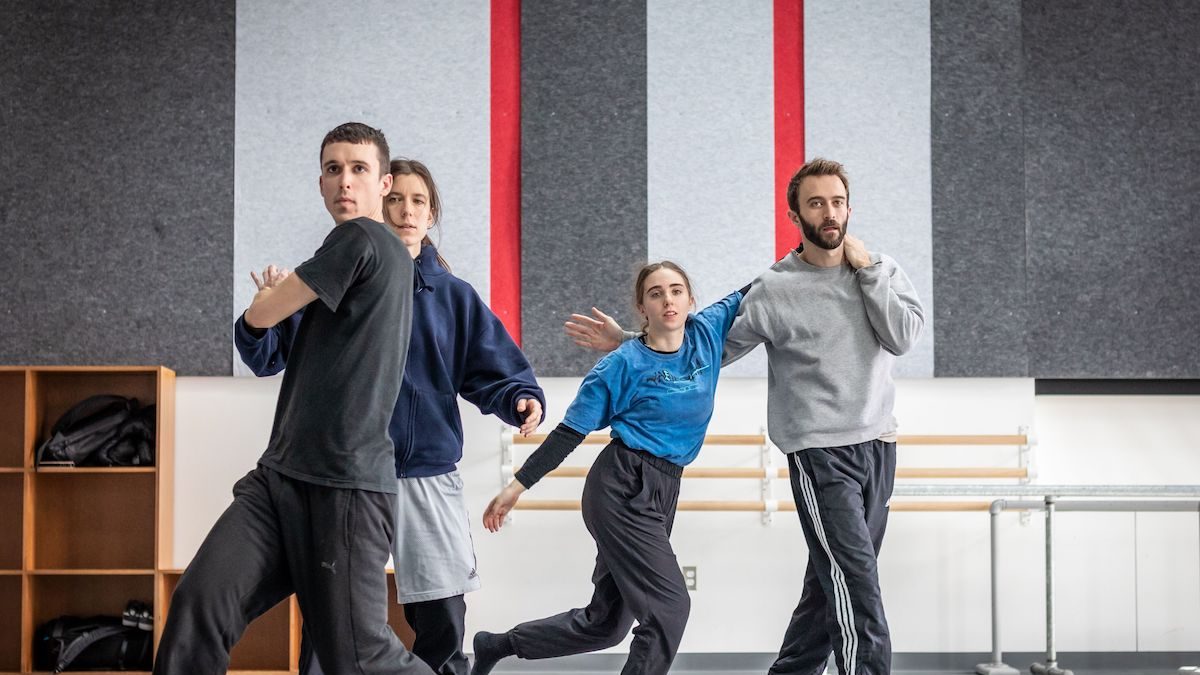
[931,0,1029,376]
[1036,379,1200,396]
[2,3,1196,380]
[520,0,649,376]
[0,1,235,375]
[1022,0,1200,377]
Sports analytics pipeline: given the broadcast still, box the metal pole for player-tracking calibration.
[1031,495,1073,675]
[894,485,1200,498]
[976,500,1018,675]
[992,502,1003,665]
[1046,495,1057,667]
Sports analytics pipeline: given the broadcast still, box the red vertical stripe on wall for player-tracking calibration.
[773,0,804,261]
[491,0,522,344]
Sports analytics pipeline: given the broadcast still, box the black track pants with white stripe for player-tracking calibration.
[769,440,896,675]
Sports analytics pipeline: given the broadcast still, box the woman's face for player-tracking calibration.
[637,268,692,335]
[384,173,434,256]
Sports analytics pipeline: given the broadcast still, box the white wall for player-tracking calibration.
[173,376,1200,654]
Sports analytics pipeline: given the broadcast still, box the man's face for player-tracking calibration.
[790,174,851,250]
[318,141,392,222]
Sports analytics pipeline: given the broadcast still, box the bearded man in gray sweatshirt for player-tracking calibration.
[724,158,924,675]
[566,158,924,675]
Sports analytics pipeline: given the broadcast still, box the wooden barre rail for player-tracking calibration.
[510,433,1029,446]
[526,466,1029,480]
[513,499,995,512]
[511,433,766,446]
[506,430,1031,520]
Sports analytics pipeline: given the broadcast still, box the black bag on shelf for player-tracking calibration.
[92,404,156,467]
[34,614,152,673]
[35,395,155,467]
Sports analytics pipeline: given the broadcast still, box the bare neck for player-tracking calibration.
[798,243,844,268]
[643,327,684,352]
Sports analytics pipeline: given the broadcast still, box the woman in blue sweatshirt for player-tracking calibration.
[470,261,744,675]
[235,159,545,675]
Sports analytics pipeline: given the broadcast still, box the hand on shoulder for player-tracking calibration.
[843,235,872,270]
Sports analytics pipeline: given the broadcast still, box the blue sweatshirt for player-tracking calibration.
[235,243,546,478]
[561,291,742,466]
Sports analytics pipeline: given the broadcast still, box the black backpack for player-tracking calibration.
[34,615,152,673]
[36,395,155,467]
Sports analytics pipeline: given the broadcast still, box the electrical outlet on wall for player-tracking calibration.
[681,566,697,591]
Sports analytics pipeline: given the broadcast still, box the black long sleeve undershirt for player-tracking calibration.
[514,423,587,489]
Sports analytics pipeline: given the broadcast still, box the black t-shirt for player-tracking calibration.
[258,217,413,493]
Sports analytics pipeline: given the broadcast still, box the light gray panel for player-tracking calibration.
[1023,0,1200,377]
[804,0,934,377]
[931,0,1028,376]
[234,0,490,374]
[646,0,774,378]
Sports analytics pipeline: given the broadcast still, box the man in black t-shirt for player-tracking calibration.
[155,123,435,675]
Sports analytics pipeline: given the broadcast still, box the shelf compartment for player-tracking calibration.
[32,472,155,570]
[30,370,160,461]
[0,370,25,469]
[0,575,20,671]
[0,474,22,570]
[30,573,154,639]
[161,572,294,672]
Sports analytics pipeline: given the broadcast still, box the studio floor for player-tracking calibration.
[480,652,1200,674]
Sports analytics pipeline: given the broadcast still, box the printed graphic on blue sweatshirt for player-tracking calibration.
[645,362,710,390]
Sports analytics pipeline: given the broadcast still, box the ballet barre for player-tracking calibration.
[531,466,1028,480]
[509,432,1030,446]
[511,498,995,512]
[499,427,1035,522]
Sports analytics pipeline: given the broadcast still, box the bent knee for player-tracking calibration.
[167,576,208,615]
[597,622,636,650]
[656,593,691,640]
[587,612,636,649]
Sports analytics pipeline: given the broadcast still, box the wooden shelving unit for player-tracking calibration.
[0,366,415,674]
[0,366,173,675]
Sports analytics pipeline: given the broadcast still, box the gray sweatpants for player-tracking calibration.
[770,440,896,675]
[154,465,434,675]
[508,441,690,675]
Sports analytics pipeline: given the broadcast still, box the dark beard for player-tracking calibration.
[799,214,847,250]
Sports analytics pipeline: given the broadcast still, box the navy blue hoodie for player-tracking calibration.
[235,244,546,478]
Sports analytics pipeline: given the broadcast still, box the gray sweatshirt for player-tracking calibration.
[724,250,924,452]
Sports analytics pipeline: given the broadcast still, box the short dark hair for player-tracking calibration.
[786,157,850,213]
[320,122,390,176]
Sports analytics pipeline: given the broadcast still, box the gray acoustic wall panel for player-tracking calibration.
[233,0,491,375]
[646,0,773,378]
[0,1,235,375]
[521,0,648,376]
[804,0,935,377]
[1022,1,1200,377]
[931,0,1028,376]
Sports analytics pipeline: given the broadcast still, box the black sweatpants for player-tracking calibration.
[770,440,896,675]
[154,465,434,675]
[507,441,690,675]
[300,595,469,675]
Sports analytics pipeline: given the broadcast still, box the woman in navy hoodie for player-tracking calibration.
[235,159,545,675]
